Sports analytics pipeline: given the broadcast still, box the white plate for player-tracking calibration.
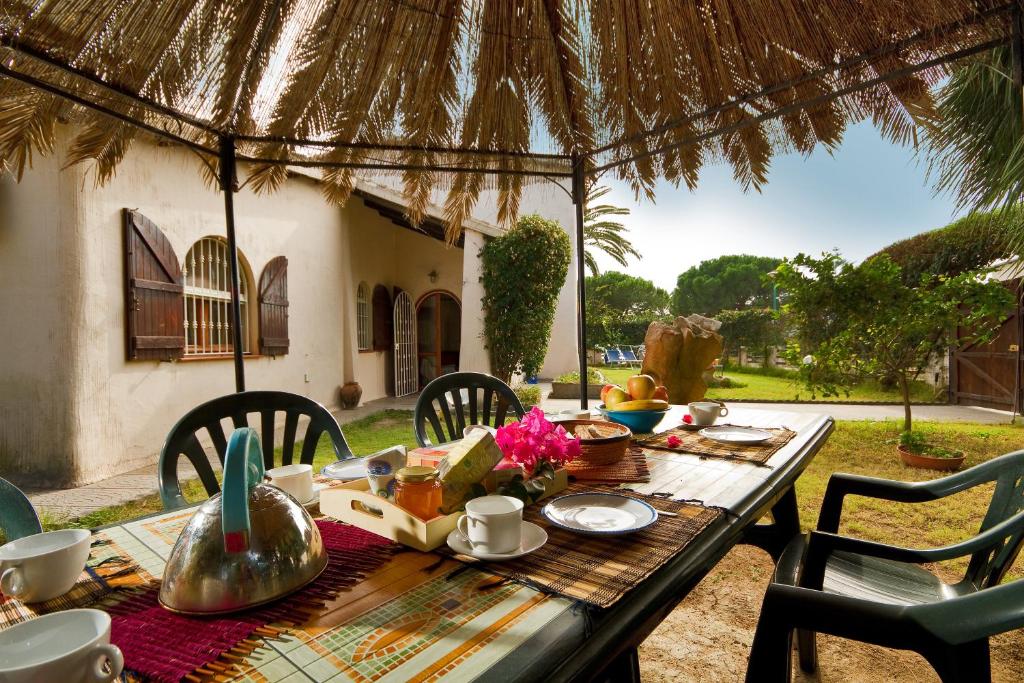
[446,521,548,560]
[698,425,773,445]
[320,458,368,480]
[301,482,329,509]
[541,493,658,536]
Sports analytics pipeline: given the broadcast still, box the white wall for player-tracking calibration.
[0,132,466,486]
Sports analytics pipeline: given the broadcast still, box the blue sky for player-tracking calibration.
[593,120,964,292]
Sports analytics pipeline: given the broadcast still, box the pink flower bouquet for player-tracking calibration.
[495,407,580,476]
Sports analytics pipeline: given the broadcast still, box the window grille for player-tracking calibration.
[357,282,371,350]
[183,237,250,356]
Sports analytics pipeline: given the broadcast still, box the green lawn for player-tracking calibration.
[39,412,1024,586]
[597,366,939,403]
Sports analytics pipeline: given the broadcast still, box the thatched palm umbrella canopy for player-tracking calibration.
[0,0,1017,398]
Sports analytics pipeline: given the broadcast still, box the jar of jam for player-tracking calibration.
[394,466,442,520]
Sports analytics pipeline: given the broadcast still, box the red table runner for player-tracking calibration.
[109,520,395,682]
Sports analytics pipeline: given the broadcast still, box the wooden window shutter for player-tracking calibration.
[259,256,289,356]
[372,284,393,351]
[123,209,185,361]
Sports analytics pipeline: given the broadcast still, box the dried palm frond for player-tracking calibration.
[0,0,1010,237]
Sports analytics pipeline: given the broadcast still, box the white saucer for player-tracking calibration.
[301,482,329,509]
[446,521,548,560]
[698,425,773,445]
[541,492,658,535]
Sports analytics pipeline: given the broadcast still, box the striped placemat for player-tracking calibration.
[441,484,721,608]
[566,447,650,482]
[636,425,796,465]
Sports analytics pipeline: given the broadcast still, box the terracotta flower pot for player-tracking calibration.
[339,381,363,410]
[897,445,965,471]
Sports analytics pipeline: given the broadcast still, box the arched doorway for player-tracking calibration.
[416,291,461,389]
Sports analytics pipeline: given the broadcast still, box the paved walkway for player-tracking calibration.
[26,390,1020,519]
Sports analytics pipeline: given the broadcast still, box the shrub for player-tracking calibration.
[514,384,541,409]
[554,368,605,384]
[482,214,572,382]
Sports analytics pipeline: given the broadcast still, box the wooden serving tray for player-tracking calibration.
[320,470,569,552]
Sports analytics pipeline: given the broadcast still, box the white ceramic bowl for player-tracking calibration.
[0,609,123,682]
[0,528,91,603]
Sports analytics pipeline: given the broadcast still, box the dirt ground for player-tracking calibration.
[638,545,1024,682]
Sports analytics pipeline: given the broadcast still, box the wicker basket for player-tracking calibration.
[560,419,632,465]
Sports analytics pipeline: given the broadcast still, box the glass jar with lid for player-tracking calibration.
[394,466,442,520]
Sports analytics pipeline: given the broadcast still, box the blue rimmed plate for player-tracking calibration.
[541,492,658,536]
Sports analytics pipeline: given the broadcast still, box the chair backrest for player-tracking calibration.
[964,449,1024,588]
[158,391,353,510]
[0,477,42,542]
[413,372,525,446]
[622,348,639,362]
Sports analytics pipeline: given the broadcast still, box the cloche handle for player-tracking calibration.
[222,428,265,553]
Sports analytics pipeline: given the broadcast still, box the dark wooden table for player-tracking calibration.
[488,406,834,682]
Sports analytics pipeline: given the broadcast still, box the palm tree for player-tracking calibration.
[583,185,640,275]
[923,47,1024,214]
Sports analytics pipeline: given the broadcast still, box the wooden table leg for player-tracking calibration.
[741,485,801,562]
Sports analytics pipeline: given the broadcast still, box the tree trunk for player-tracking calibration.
[898,372,912,433]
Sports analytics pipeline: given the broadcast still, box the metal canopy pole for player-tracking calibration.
[1013,2,1023,422]
[219,135,246,392]
[572,155,589,410]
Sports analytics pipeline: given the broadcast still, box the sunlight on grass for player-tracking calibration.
[597,366,938,403]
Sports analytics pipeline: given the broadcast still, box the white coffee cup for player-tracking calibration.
[456,495,524,555]
[0,528,91,603]
[688,401,729,426]
[267,463,314,503]
[0,609,123,682]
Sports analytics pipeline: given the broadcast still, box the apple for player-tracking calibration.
[653,385,669,402]
[600,383,618,403]
[626,374,657,401]
[605,387,629,408]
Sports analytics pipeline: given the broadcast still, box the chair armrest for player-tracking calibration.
[817,470,988,533]
[801,511,1024,589]
[911,579,1024,644]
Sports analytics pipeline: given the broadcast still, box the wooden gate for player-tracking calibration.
[393,291,418,397]
[951,285,1022,410]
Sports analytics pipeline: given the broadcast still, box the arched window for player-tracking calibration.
[183,237,252,356]
[356,281,371,351]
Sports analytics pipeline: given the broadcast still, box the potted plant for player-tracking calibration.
[549,368,605,399]
[897,431,965,471]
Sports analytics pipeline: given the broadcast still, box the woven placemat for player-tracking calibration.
[566,447,650,482]
[636,425,796,465]
[0,533,152,629]
[441,484,721,608]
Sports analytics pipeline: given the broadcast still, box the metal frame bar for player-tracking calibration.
[572,156,589,410]
[219,135,246,392]
[594,37,1008,174]
[591,2,1015,157]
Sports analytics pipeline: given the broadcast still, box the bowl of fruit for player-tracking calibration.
[598,374,670,434]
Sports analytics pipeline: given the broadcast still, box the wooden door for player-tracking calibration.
[951,281,1022,409]
[416,292,461,389]
[393,291,417,397]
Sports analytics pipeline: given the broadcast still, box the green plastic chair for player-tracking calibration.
[0,477,42,542]
[158,391,353,510]
[746,449,1024,682]
[413,372,525,446]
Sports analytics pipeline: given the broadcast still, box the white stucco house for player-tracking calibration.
[0,129,578,487]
